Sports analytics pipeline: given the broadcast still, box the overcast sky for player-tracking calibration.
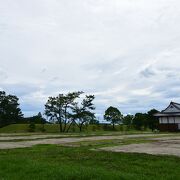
[0,0,180,118]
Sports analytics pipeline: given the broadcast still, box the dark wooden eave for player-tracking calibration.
[154,112,180,117]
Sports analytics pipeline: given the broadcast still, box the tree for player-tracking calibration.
[45,91,82,132]
[104,106,123,129]
[72,95,95,132]
[133,113,148,130]
[123,115,134,126]
[89,118,99,125]
[147,109,159,131]
[24,112,46,124]
[0,91,23,127]
[28,122,36,132]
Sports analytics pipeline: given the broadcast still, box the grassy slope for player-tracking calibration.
[0,145,179,180]
[0,124,59,133]
[0,124,151,134]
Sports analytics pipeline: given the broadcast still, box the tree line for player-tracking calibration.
[104,106,159,131]
[0,90,159,132]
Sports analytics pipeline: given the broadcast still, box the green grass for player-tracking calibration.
[0,145,179,180]
[0,124,152,134]
[70,138,157,149]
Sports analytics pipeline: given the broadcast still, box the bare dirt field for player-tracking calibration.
[0,133,178,151]
[100,136,180,157]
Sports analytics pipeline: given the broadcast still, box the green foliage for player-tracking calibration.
[132,109,159,131]
[104,106,123,129]
[72,95,95,132]
[133,113,147,130]
[119,124,124,131]
[39,124,46,132]
[102,124,114,131]
[45,92,96,133]
[45,91,83,132]
[147,109,159,131]
[28,122,36,132]
[0,91,23,127]
[89,118,99,125]
[24,112,46,124]
[123,115,134,126]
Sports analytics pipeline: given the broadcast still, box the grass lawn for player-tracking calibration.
[0,145,179,180]
[0,124,152,134]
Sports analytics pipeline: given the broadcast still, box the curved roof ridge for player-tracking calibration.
[172,102,180,106]
[162,102,180,112]
[172,102,180,111]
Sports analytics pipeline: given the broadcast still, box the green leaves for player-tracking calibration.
[104,106,123,129]
[71,94,95,132]
[44,91,95,132]
[0,91,23,127]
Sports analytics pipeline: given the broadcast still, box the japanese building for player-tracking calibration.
[154,102,180,132]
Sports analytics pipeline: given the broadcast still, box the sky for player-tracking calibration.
[0,0,180,119]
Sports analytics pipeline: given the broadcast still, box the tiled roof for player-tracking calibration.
[154,102,180,117]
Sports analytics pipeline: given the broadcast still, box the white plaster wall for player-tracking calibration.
[159,116,180,124]
[161,117,168,124]
[169,117,175,123]
[175,117,180,123]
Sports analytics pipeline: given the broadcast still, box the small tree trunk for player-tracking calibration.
[59,120,63,133]
[59,123,61,133]
[66,120,74,133]
[63,121,67,132]
[79,123,84,132]
[113,123,115,130]
[63,109,68,132]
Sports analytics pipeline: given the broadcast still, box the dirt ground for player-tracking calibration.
[0,133,177,151]
[0,134,75,141]
[100,136,180,157]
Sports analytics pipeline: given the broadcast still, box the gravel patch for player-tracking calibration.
[0,134,174,150]
[100,136,180,157]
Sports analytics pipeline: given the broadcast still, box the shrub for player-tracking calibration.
[119,125,124,131]
[28,122,36,132]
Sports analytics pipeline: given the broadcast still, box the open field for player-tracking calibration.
[0,133,178,150]
[0,132,179,179]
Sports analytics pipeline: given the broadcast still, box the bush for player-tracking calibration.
[102,124,114,131]
[92,125,97,131]
[125,125,130,131]
[119,125,124,131]
[28,122,36,132]
[40,126,46,132]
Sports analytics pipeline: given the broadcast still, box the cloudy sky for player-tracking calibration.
[0,0,180,118]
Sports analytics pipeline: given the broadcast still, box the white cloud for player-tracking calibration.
[0,0,180,117]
